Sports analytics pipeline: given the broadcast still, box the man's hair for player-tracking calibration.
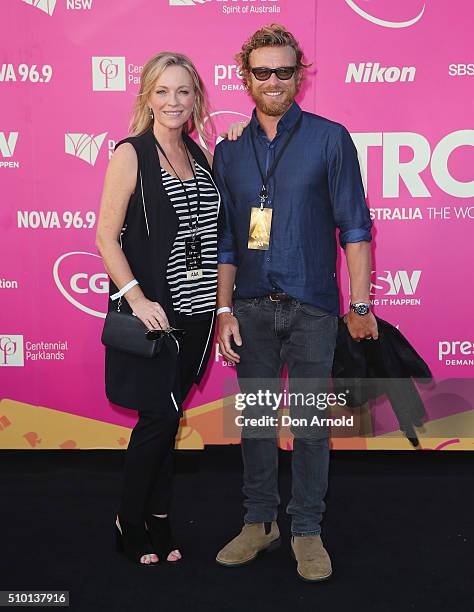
[236,23,311,89]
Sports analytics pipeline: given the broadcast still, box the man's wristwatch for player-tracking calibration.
[349,302,371,316]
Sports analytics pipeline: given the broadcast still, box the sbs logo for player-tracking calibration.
[53,252,108,318]
[344,0,425,28]
[22,0,56,16]
[65,133,107,166]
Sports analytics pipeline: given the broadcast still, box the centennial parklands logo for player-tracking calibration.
[0,335,24,367]
[65,133,107,166]
[370,270,422,306]
[344,0,425,28]
[91,57,126,91]
[22,0,57,16]
[53,251,108,318]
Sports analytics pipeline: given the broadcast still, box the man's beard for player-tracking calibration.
[250,85,297,117]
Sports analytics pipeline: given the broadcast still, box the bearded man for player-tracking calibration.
[213,23,377,582]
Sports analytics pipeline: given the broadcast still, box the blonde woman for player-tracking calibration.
[96,52,219,566]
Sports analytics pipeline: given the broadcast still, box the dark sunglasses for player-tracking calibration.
[146,327,187,341]
[250,66,297,81]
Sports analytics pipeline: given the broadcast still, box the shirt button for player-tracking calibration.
[266,257,271,262]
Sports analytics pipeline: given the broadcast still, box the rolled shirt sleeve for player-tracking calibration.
[327,125,373,249]
[214,143,239,266]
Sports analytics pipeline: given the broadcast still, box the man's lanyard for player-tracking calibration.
[154,135,201,239]
[249,114,302,209]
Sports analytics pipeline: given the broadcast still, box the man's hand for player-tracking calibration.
[217,313,242,363]
[344,310,378,342]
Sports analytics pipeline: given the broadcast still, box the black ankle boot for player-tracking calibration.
[145,515,181,563]
[115,515,158,566]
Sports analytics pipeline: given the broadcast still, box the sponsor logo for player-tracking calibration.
[448,64,474,77]
[169,0,281,14]
[53,251,108,318]
[346,62,416,83]
[215,343,235,367]
[198,110,251,150]
[0,279,19,289]
[65,132,107,166]
[0,335,24,366]
[0,131,20,169]
[22,0,57,16]
[438,341,474,366]
[91,57,126,91]
[66,0,93,8]
[214,64,245,91]
[351,130,474,198]
[169,0,211,5]
[344,0,425,29]
[370,270,421,307]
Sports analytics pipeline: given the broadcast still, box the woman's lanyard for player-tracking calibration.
[154,135,201,240]
[249,114,302,209]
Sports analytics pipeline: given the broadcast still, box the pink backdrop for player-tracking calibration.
[1,0,473,449]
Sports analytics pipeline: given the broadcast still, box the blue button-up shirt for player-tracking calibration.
[214,101,372,316]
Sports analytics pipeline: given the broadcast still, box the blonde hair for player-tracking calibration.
[129,52,214,144]
[236,23,311,91]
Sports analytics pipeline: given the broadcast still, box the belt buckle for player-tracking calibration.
[269,292,284,302]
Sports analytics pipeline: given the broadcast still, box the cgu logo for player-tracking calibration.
[344,0,425,29]
[22,0,57,16]
[0,132,19,157]
[65,133,107,166]
[53,252,108,318]
[352,130,474,198]
[370,270,421,296]
[198,110,251,150]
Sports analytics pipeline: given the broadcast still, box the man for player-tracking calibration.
[213,24,377,582]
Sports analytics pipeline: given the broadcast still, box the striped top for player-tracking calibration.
[162,162,218,315]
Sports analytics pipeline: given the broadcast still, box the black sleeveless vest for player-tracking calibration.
[104,129,216,412]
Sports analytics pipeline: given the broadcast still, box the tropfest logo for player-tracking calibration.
[344,0,425,28]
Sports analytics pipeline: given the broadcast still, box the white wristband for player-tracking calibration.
[110,279,139,301]
[216,306,232,316]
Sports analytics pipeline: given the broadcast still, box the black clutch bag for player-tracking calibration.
[101,310,165,358]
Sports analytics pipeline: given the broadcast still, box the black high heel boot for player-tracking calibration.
[145,515,181,563]
[115,516,159,566]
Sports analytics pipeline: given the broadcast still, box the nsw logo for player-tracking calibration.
[65,132,107,166]
[0,335,24,367]
[371,270,421,296]
[53,252,108,318]
[344,0,425,28]
[22,0,57,16]
[91,57,126,91]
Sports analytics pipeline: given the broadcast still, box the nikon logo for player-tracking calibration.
[346,62,416,84]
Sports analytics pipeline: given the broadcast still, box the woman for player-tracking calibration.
[96,52,219,566]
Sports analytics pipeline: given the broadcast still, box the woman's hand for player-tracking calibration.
[220,120,250,142]
[128,296,170,331]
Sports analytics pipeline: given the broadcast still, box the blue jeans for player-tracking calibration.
[232,296,338,536]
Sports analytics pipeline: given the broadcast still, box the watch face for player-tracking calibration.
[355,304,369,315]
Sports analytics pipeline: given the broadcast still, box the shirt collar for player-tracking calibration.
[250,100,302,139]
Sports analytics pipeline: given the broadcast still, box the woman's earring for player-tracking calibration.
[149,107,154,120]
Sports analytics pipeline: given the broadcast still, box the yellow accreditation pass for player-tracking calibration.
[248,207,273,250]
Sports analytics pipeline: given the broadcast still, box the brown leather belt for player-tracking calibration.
[268,292,292,302]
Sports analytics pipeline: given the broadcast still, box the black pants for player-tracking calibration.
[119,313,213,524]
